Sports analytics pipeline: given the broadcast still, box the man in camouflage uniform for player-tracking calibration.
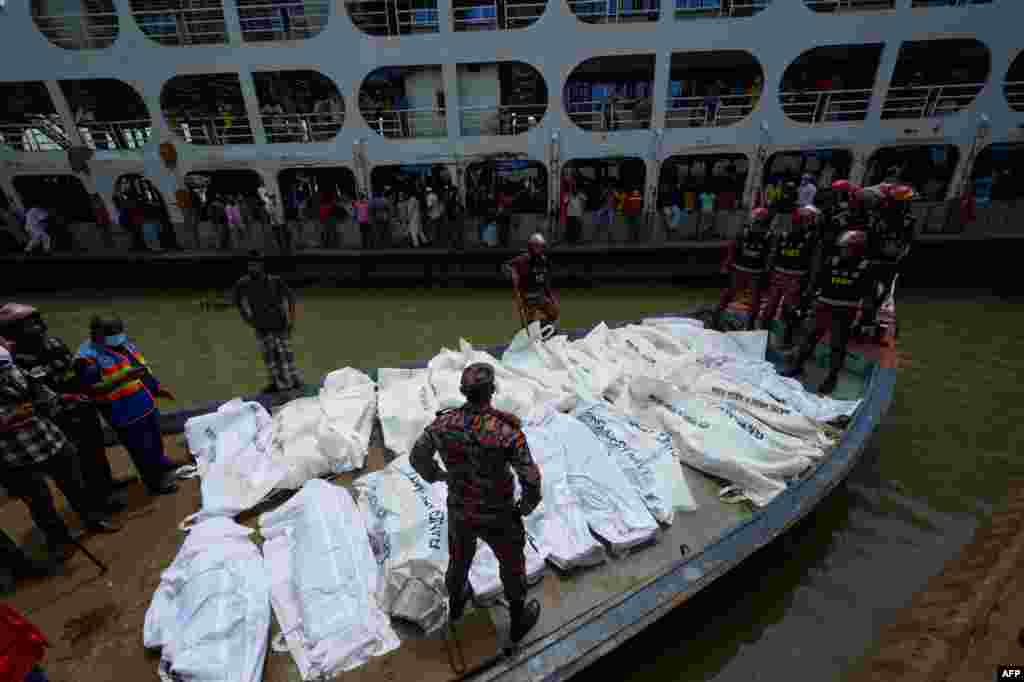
[410,363,543,645]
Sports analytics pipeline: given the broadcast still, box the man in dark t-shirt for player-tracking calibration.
[232,253,303,393]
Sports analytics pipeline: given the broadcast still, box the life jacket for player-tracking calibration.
[75,340,155,428]
[819,255,871,308]
[0,605,48,682]
[772,227,818,275]
[625,191,643,216]
[733,226,771,274]
[522,255,550,304]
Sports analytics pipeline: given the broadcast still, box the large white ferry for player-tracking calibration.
[0,0,1020,252]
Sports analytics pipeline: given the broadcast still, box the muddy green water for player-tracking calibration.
[17,285,1024,681]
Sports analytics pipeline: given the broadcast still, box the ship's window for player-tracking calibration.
[453,0,545,30]
[764,149,852,195]
[457,62,547,137]
[361,67,447,139]
[237,0,329,42]
[31,0,118,50]
[803,0,895,13]
[972,143,1024,203]
[161,74,254,145]
[13,175,94,224]
[277,167,357,224]
[911,0,992,7]
[130,0,228,46]
[882,40,990,119]
[568,0,657,25]
[465,159,548,216]
[183,170,264,246]
[1005,51,1024,113]
[779,44,882,125]
[563,157,646,208]
[0,82,66,153]
[254,71,345,143]
[566,55,656,132]
[674,0,769,21]
[659,154,748,214]
[112,174,173,248]
[346,0,439,36]
[666,51,762,129]
[59,79,152,151]
[865,145,958,201]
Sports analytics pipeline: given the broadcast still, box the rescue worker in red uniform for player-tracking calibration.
[409,363,543,646]
[503,233,560,338]
[859,183,916,343]
[823,180,867,259]
[711,207,773,331]
[781,230,875,395]
[756,205,823,347]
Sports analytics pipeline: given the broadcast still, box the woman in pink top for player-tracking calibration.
[353,193,370,248]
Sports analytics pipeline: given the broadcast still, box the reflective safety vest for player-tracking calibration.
[733,226,771,274]
[772,228,818,275]
[74,340,156,427]
[819,256,871,308]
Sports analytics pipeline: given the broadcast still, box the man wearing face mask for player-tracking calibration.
[74,316,179,496]
[0,304,128,513]
[232,251,303,394]
[502,233,560,339]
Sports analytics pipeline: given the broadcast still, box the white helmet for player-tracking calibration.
[528,233,546,246]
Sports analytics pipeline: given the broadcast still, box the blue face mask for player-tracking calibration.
[105,333,128,347]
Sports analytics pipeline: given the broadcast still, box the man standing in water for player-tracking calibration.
[232,252,303,394]
[503,233,560,338]
[410,363,542,647]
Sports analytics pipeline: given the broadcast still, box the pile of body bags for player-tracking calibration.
[143,317,862,680]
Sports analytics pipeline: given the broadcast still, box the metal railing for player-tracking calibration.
[362,107,446,138]
[881,82,985,119]
[779,88,873,124]
[0,123,65,152]
[453,0,545,30]
[31,9,118,49]
[262,112,344,142]
[804,0,895,10]
[459,104,545,135]
[911,0,993,6]
[346,1,439,35]
[674,0,769,19]
[131,0,228,45]
[568,0,658,23]
[1005,81,1024,112]
[664,93,755,128]
[78,119,152,150]
[567,99,653,130]
[237,0,329,41]
[167,116,255,144]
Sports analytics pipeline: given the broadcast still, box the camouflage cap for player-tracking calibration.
[460,362,495,391]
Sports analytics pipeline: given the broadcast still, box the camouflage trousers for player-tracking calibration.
[446,510,527,604]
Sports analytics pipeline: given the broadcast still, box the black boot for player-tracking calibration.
[509,598,541,644]
[449,582,471,623]
[781,339,815,379]
[818,372,839,395]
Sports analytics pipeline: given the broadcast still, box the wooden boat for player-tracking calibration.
[150,303,898,682]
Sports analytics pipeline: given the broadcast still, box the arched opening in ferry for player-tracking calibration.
[253,71,345,143]
[345,0,438,36]
[366,164,454,247]
[129,0,228,46]
[457,62,547,137]
[658,154,748,240]
[453,0,545,31]
[763,149,852,206]
[803,0,894,13]
[568,0,657,25]
[237,0,329,42]
[674,0,770,21]
[0,82,67,152]
[565,56,656,132]
[865,145,959,201]
[112,174,178,251]
[184,170,267,251]
[779,44,882,124]
[562,157,646,243]
[12,174,93,252]
[360,67,447,139]
[161,74,255,145]
[277,167,358,249]
[665,51,763,129]
[31,0,118,50]
[1004,51,1024,112]
[465,158,548,247]
[971,143,1024,209]
[882,40,990,119]
[59,79,151,151]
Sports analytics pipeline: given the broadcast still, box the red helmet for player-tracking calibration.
[794,205,821,226]
[836,230,867,258]
[0,303,38,325]
[750,207,771,226]
[830,179,861,194]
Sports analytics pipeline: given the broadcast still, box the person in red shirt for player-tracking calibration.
[502,233,559,337]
